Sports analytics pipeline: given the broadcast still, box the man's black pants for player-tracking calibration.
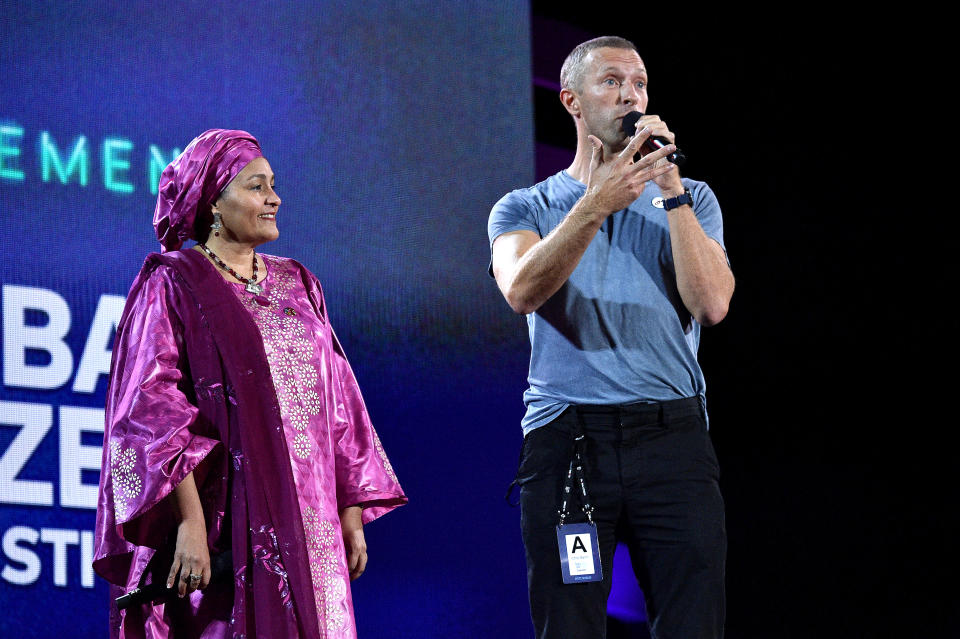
[516,397,725,639]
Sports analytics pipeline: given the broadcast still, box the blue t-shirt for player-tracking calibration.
[488,170,726,434]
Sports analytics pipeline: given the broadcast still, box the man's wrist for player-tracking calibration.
[573,192,611,224]
[663,187,694,211]
[659,183,686,199]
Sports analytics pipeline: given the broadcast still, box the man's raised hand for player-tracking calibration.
[582,127,678,216]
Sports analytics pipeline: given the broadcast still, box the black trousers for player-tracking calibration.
[516,398,725,639]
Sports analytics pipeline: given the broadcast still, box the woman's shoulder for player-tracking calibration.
[115,258,192,337]
[124,250,208,314]
[260,252,293,268]
[260,252,301,268]
[138,248,207,281]
[261,253,320,284]
[128,254,180,291]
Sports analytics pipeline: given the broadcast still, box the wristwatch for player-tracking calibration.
[663,187,693,211]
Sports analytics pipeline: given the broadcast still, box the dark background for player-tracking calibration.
[528,6,948,638]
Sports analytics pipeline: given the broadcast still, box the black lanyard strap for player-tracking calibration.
[558,432,594,527]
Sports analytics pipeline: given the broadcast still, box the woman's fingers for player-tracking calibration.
[168,554,210,597]
[349,547,367,581]
[180,566,203,596]
[166,557,181,590]
[170,517,211,596]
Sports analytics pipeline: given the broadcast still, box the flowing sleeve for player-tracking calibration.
[302,271,407,524]
[94,264,221,582]
[329,327,407,523]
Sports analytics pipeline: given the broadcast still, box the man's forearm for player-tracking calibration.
[501,197,606,314]
[495,132,679,315]
[667,205,734,326]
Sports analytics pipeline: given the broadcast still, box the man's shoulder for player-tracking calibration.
[493,171,582,214]
[517,170,576,196]
[676,177,722,215]
[678,176,717,201]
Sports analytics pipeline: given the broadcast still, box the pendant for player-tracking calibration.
[245,282,263,295]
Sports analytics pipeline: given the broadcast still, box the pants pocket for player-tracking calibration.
[515,422,575,487]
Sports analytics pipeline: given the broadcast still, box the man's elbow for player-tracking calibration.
[696,295,731,327]
[694,274,734,327]
[504,288,538,315]
[697,306,727,327]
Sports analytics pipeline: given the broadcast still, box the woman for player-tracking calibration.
[93,129,406,638]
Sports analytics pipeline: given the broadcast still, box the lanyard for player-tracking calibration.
[558,432,594,527]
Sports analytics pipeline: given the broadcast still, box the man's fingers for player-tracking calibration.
[587,135,603,168]
[619,126,654,160]
[632,162,677,189]
[630,141,676,170]
[649,162,678,181]
[636,114,675,143]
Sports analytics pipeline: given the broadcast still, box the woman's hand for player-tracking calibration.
[340,506,367,581]
[167,517,211,597]
[166,471,210,597]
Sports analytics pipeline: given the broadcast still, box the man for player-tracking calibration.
[489,36,733,639]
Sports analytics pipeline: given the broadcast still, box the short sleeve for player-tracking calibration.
[487,189,541,248]
[688,180,728,262]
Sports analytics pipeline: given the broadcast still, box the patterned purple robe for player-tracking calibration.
[93,248,406,638]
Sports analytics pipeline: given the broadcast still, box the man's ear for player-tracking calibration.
[559,88,580,118]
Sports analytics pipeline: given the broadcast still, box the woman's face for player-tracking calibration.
[212,157,280,247]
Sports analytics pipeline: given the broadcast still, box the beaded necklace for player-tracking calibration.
[199,243,263,295]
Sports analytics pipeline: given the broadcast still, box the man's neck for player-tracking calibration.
[565,132,623,185]
[565,146,593,185]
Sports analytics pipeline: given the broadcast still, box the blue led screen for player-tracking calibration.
[0,3,534,637]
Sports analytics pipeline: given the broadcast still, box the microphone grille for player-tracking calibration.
[621,111,644,136]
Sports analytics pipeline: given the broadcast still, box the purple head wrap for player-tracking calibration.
[153,129,263,252]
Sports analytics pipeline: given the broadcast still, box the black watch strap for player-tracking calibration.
[663,187,693,211]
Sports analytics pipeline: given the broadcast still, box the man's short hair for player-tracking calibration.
[560,36,639,91]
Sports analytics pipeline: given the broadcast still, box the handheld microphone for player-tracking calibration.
[116,550,233,610]
[621,111,686,166]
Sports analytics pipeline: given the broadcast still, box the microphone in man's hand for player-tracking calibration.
[621,111,686,166]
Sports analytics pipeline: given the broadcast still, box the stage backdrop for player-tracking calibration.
[0,2,535,637]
